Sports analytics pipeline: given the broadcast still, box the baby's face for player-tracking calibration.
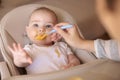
[26,10,57,45]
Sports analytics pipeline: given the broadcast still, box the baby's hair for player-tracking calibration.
[34,7,55,13]
[27,7,58,26]
[32,7,58,22]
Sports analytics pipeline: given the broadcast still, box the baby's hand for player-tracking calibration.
[8,43,32,67]
[61,63,75,69]
[62,54,80,69]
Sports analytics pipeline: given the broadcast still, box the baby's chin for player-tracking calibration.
[33,39,53,46]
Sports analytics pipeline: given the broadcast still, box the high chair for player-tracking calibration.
[0,4,120,80]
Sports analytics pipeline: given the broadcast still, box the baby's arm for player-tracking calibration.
[63,54,80,69]
[8,43,32,67]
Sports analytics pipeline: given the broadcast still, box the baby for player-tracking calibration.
[8,7,80,74]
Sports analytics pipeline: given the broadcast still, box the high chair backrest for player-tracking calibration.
[0,4,78,76]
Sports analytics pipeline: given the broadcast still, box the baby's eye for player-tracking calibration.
[45,25,53,28]
[33,24,39,27]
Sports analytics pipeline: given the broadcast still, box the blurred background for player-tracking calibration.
[0,0,110,40]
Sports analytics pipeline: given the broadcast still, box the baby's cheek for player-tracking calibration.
[32,30,37,35]
[29,31,37,39]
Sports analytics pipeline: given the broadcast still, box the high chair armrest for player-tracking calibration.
[3,59,117,80]
[0,62,11,80]
[2,59,120,80]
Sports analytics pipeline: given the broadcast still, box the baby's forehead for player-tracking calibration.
[32,8,56,16]
[31,10,57,21]
[31,9,56,18]
[31,9,57,21]
[33,10,54,17]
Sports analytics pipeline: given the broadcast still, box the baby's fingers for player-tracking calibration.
[61,64,71,69]
[8,46,15,54]
[13,43,18,51]
[27,57,33,64]
[18,43,24,51]
[17,43,28,57]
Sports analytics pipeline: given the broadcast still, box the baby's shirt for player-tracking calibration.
[24,42,73,74]
[94,39,120,61]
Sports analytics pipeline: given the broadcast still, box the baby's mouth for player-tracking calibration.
[35,33,47,40]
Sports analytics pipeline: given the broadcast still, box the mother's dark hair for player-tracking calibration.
[106,0,116,11]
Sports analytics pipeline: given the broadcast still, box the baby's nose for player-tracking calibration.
[39,28,46,33]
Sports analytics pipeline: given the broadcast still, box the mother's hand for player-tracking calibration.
[54,22,83,48]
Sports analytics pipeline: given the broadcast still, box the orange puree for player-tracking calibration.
[35,34,47,40]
